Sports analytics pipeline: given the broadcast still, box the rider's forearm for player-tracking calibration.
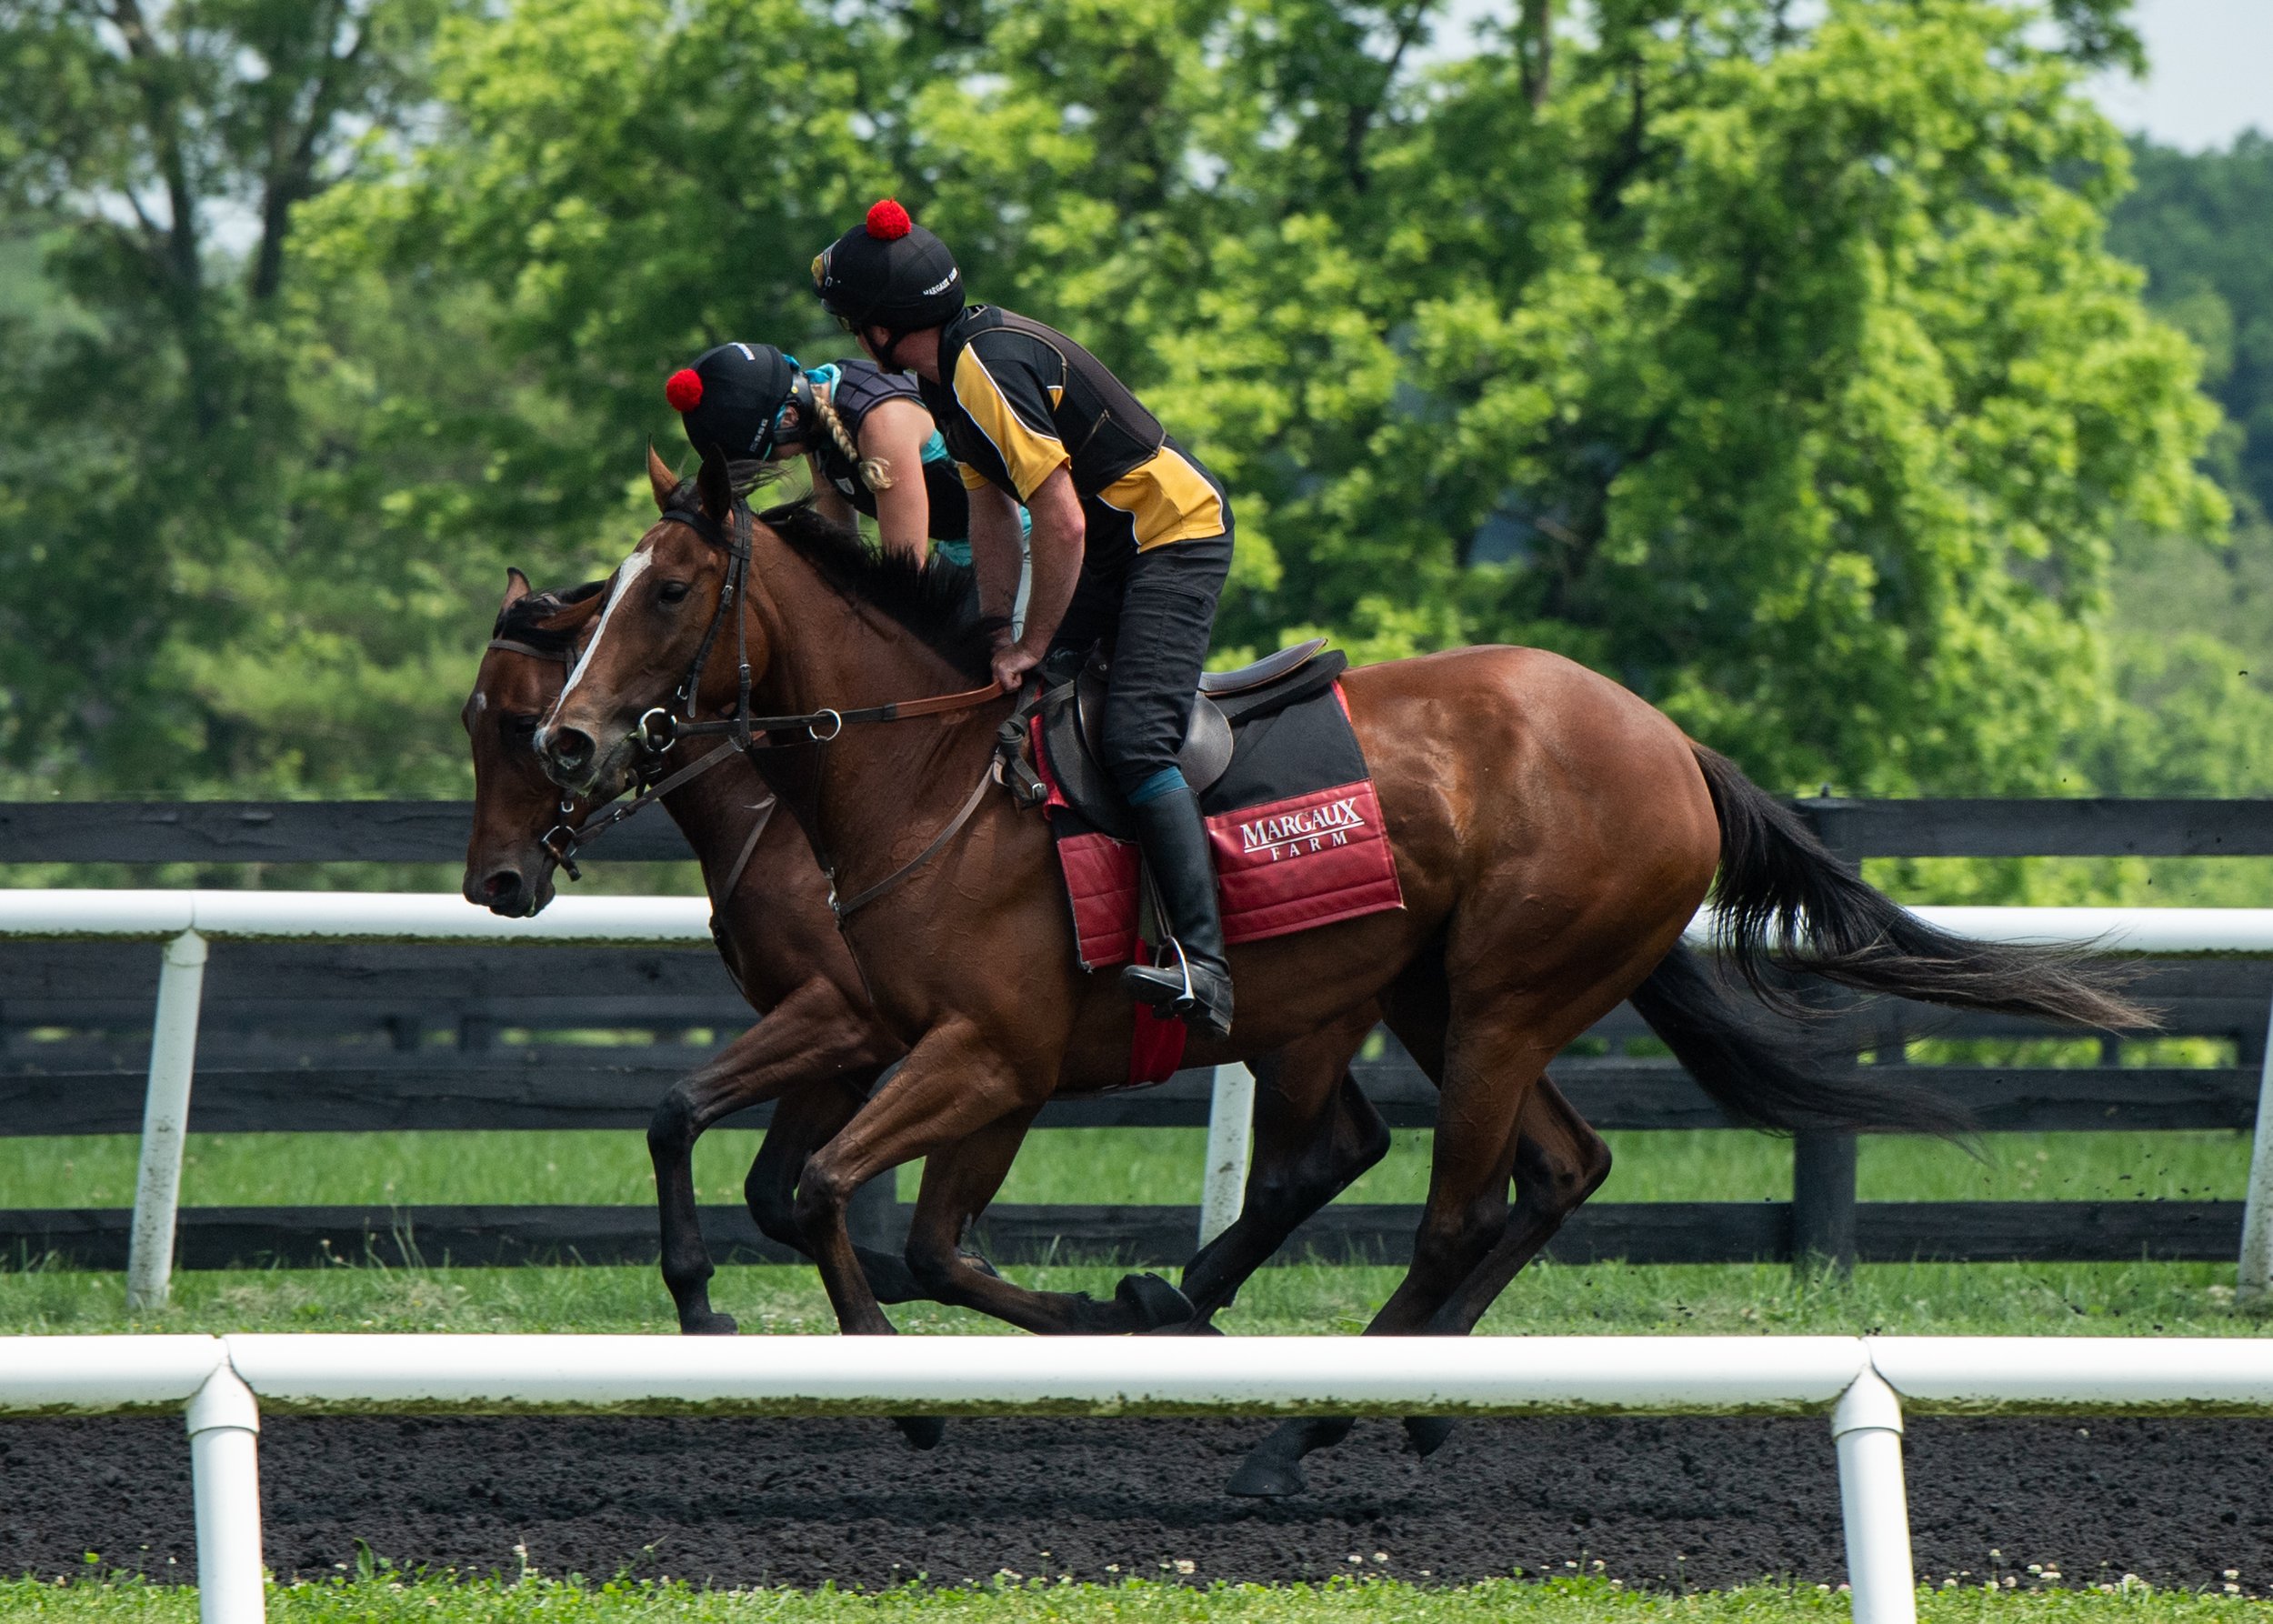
[869,475,931,567]
[967,485,1026,633]
[1016,468,1084,657]
[863,403,937,568]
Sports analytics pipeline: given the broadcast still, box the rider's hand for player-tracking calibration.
[991,642,1041,693]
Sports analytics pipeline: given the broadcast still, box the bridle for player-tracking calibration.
[486,609,785,904]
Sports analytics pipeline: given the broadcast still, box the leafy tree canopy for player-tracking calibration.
[0,0,2238,807]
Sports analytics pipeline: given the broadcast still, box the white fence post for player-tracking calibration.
[128,928,209,1311]
[2237,996,2273,1307]
[1197,1063,1257,1248]
[1831,1368,1916,1624]
[186,1362,265,1624]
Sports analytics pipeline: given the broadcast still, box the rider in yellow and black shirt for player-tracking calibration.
[814,198,1237,1038]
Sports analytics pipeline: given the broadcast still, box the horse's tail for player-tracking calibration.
[1627,945,1975,1134]
[1688,741,2151,1031]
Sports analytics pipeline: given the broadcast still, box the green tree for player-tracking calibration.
[3,0,2233,817]
[0,0,441,792]
[2108,133,2273,527]
[1165,0,2223,795]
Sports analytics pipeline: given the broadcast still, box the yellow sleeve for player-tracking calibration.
[958,460,988,491]
[954,345,1070,502]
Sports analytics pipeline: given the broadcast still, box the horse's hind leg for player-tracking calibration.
[1180,1009,1389,1325]
[1229,988,1547,1498]
[1426,1076,1608,1333]
[1398,1075,1610,1458]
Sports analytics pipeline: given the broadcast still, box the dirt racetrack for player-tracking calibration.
[5,1413,2269,1593]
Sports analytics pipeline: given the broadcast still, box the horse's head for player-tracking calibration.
[536,444,764,798]
[462,571,606,916]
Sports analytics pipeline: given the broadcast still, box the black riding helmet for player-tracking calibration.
[665,342,817,460]
[812,199,963,343]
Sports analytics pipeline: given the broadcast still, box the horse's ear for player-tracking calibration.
[501,567,532,609]
[646,442,678,514]
[696,441,732,521]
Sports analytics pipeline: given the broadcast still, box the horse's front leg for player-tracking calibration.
[792,1019,1057,1338]
[648,978,899,1335]
[740,1075,931,1304]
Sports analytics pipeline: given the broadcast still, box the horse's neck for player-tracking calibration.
[741,552,994,873]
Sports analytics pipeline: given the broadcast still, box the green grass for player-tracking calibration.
[0,1255,2258,1338]
[3,1126,2266,1338]
[2,1575,2266,1621]
[0,1126,2254,1208]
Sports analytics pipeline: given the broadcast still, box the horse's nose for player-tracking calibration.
[479,868,526,915]
[544,726,596,780]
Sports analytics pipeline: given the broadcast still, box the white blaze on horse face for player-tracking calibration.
[554,544,655,716]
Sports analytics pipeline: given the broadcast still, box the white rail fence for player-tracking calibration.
[11,891,2273,1304]
[12,1332,2273,1624]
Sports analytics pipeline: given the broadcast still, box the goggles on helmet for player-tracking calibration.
[768,364,819,453]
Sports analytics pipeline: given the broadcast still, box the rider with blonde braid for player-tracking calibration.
[665,341,979,566]
[813,197,1237,1038]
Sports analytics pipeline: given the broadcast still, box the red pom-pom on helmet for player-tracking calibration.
[865,198,913,240]
[664,367,704,412]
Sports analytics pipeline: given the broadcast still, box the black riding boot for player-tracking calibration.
[1120,783,1235,1038]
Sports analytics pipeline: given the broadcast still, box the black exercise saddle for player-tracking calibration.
[1040,637,1347,837]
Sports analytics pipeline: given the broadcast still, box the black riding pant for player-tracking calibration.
[1050,527,1235,801]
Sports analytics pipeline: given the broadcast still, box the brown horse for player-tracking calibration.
[536,448,2143,1494]
[462,570,920,1328]
[463,563,1378,1348]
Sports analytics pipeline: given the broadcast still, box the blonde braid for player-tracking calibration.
[811,386,895,493]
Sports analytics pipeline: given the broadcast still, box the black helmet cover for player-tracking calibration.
[812,199,963,334]
[665,342,816,460]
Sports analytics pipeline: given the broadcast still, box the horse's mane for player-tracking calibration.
[491,577,606,654]
[666,482,996,684]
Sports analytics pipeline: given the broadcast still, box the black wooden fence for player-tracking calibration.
[4,797,2270,1274]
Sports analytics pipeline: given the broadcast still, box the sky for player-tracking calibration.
[2089,0,2272,149]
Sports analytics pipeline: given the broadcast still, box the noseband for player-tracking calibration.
[486,596,774,896]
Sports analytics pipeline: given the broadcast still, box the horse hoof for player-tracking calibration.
[1115,1272,1197,1329]
[894,1416,946,1449]
[1226,1451,1307,1498]
[1405,1416,1457,1458]
[681,1311,738,1336]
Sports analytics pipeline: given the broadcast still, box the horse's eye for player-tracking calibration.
[657,579,692,606]
[502,714,540,740]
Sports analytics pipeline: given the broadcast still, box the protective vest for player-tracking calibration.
[921,306,1225,556]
